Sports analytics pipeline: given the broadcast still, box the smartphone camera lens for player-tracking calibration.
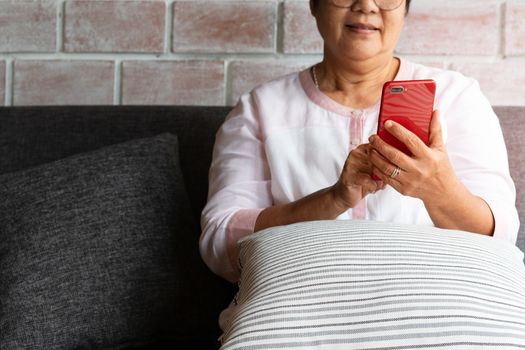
[390,86,405,94]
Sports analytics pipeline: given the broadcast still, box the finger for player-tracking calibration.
[354,173,384,194]
[353,144,371,160]
[383,120,428,158]
[346,144,370,164]
[371,165,402,188]
[343,145,377,179]
[428,110,444,148]
[371,179,386,192]
[342,150,368,178]
[369,149,405,181]
[345,156,373,176]
[368,135,412,171]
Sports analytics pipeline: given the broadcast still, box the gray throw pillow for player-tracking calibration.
[0,133,193,349]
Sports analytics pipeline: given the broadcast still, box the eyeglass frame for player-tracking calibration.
[328,0,405,11]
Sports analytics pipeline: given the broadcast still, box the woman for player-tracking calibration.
[200,0,520,283]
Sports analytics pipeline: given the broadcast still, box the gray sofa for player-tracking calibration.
[0,105,523,349]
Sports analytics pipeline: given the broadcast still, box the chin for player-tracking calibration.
[340,46,384,62]
[325,37,391,63]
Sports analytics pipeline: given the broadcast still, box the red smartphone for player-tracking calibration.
[371,79,436,180]
[376,79,436,156]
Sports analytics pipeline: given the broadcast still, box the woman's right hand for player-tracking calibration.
[332,144,385,209]
[254,143,384,234]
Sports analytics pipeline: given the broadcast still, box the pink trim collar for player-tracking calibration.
[299,57,412,116]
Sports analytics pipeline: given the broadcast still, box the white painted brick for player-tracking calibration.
[398,0,500,56]
[451,58,525,106]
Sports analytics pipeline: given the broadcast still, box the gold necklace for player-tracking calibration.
[313,59,398,91]
[312,64,320,89]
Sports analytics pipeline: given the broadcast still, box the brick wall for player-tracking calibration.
[1,0,524,107]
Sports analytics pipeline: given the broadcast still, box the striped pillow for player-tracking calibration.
[219,220,525,350]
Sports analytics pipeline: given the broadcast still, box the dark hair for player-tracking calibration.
[311,0,412,14]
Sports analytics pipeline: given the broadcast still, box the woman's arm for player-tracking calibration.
[202,90,386,282]
[202,91,381,282]
[200,93,273,282]
[368,107,514,238]
[255,144,384,232]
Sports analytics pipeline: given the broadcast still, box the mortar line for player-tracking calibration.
[276,0,285,54]
[224,60,232,106]
[165,0,175,54]
[114,60,122,105]
[57,0,66,53]
[5,59,13,106]
[500,1,507,57]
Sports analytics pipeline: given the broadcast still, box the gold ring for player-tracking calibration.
[390,166,401,179]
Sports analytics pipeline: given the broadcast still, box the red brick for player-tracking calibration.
[283,1,323,54]
[229,60,316,105]
[397,1,499,56]
[0,61,5,106]
[506,1,525,56]
[172,1,276,53]
[64,0,165,53]
[13,60,114,106]
[122,60,224,105]
[0,1,56,52]
[450,59,525,106]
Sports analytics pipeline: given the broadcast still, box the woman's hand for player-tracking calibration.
[332,143,386,210]
[255,143,385,233]
[367,110,495,235]
[368,110,460,205]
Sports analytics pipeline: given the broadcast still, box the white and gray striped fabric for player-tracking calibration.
[220,220,525,350]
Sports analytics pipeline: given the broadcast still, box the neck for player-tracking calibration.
[315,54,400,109]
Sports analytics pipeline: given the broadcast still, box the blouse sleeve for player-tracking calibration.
[199,92,272,282]
[443,78,520,244]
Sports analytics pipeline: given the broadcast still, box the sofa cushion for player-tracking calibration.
[220,220,525,349]
[0,105,229,224]
[496,106,525,258]
[0,133,195,349]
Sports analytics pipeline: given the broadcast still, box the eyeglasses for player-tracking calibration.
[329,0,404,11]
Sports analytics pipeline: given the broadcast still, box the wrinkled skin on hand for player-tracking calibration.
[368,110,459,207]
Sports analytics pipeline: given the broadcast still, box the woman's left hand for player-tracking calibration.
[368,110,460,205]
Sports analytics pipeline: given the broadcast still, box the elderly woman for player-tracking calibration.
[200,0,520,283]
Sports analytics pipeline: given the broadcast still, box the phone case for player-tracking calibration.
[376,79,436,156]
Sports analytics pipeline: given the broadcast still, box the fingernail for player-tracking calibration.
[385,120,393,128]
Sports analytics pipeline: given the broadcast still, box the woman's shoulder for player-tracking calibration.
[228,68,312,122]
[232,71,310,101]
[402,59,487,110]
[403,59,479,94]
[249,70,304,97]
[232,68,311,113]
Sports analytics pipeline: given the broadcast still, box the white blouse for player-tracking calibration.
[200,58,520,282]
